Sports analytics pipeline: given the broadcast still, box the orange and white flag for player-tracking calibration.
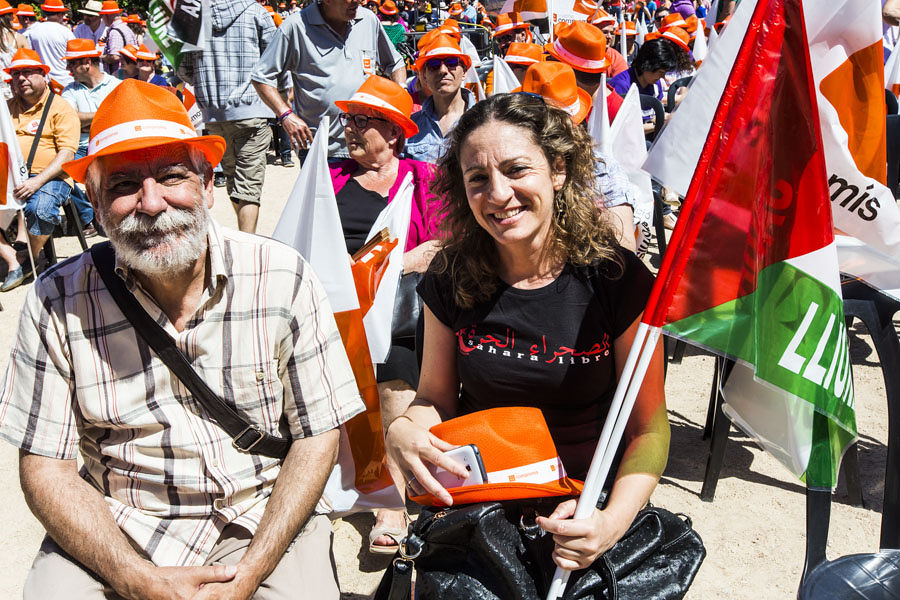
[273,118,402,514]
[0,94,26,211]
[885,39,900,97]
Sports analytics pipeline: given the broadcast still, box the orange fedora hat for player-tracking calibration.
[414,33,472,72]
[513,0,546,20]
[4,48,48,74]
[503,42,542,66]
[438,17,462,39]
[661,26,691,53]
[40,0,66,12]
[98,0,120,13]
[570,0,597,16]
[659,12,687,31]
[408,407,584,507]
[134,43,158,60]
[117,43,137,61]
[379,0,398,14]
[514,61,591,124]
[588,7,616,27]
[62,38,101,59]
[63,79,225,183]
[544,20,609,73]
[334,74,418,138]
[616,19,636,36]
[448,2,462,16]
[15,3,35,17]
[0,1,13,14]
[492,11,530,38]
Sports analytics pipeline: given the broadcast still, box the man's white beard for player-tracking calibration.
[101,202,210,276]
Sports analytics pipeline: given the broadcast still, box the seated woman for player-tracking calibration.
[609,32,692,101]
[386,92,669,572]
[329,74,442,553]
[118,44,169,87]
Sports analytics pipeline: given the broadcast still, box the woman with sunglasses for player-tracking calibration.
[404,34,476,164]
[329,74,443,555]
[386,92,669,573]
[117,44,168,87]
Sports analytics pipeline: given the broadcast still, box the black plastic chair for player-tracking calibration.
[666,76,693,112]
[887,89,899,116]
[887,115,900,199]
[639,94,665,142]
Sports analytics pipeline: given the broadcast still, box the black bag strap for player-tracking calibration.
[26,92,53,174]
[89,242,291,460]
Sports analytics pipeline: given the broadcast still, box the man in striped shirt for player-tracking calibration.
[0,80,364,599]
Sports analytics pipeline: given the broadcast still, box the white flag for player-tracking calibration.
[707,22,719,51]
[886,38,900,96]
[491,54,520,95]
[0,95,27,213]
[692,17,708,62]
[609,85,654,228]
[587,74,611,153]
[636,14,647,46]
[464,66,487,101]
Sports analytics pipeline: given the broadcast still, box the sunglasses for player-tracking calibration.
[339,112,390,129]
[424,56,462,71]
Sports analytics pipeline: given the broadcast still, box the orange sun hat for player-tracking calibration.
[544,20,610,73]
[408,407,584,507]
[503,42,543,67]
[62,38,101,60]
[660,26,691,53]
[414,33,472,72]
[514,61,592,124]
[334,74,419,138]
[4,47,49,74]
[62,79,225,183]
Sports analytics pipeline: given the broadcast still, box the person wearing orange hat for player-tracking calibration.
[251,0,406,158]
[609,31,692,100]
[587,9,626,77]
[386,91,668,571]
[73,0,106,45]
[0,48,80,291]
[378,0,407,48]
[124,13,145,45]
[503,41,542,84]
[98,0,136,74]
[0,0,28,100]
[419,19,482,67]
[21,0,74,86]
[492,11,531,57]
[659,11,688,31]
[14,3,35,33]
[516,60,592,123]
[118,43,167,87]
[447,1,462,17]
[60,37,119,236]
[614,19,637,62]
[406,33,474,163]
[4,77,363,598]
[330,75,441,553]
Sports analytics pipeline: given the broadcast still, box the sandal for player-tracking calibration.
[368,511,411,554]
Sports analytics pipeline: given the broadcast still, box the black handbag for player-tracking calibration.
[374,498,706,600]
[390,271,423,341]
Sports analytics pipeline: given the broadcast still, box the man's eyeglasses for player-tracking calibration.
[66,58,92,67]
[424,56,462,71]
[339,113,390,129]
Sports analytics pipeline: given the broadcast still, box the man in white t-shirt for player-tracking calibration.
[24,0,75,86]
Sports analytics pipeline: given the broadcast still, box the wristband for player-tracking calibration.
[276,109,293,124]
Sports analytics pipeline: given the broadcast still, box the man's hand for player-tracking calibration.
[125,564,238,600]
[189,567,259,600]
[282,113,314,151]
[14,177,43,202]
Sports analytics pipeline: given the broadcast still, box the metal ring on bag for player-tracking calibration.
[398,536,422,560]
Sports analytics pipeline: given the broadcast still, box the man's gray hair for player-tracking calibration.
[84,144,212,200]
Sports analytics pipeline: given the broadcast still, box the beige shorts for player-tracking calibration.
[205,118,273,206]
[23,514,339,600]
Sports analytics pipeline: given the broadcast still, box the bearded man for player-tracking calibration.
[0,79,363,600]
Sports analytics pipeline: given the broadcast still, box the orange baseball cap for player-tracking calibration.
[492,11,530,38]
[334,74,419,138]
[16,3,35,17]
[408,407,584,507]
[514,61,592,124]
[62,38,101,60]
[503,42,542,66]
[4,48,48,73]
[415,33,471,72]
[544,20,610,73]
[98,0,120,14]
[661,26,691,53]
[40,0,66,12]
[62,79,225,183]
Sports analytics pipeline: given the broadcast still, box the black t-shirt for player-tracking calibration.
[335,178,389,255]
[417,251,654,479]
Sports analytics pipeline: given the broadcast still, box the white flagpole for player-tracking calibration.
[546,323,662,599]
[618,9,627,59]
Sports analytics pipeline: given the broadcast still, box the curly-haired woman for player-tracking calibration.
[385,93,670,571]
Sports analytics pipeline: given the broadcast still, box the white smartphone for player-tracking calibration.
[417,444,488,489]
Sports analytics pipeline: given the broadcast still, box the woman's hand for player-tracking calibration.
[385,415,468,506]
[536,500,631,571]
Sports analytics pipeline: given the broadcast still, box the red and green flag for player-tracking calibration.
[643,0,856,489]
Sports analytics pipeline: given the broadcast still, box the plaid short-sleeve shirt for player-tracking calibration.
[0,222,364,566]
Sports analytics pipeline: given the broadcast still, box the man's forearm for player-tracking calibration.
[236,428,340,586]
[77,111,94,130]
[391,66,407,86]
[253,80,291,117]
[32,149,75,188]
[19,451,156,597]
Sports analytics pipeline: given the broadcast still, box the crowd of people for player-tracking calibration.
[0,0,878,598]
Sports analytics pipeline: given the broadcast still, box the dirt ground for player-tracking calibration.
[0,162,893,599]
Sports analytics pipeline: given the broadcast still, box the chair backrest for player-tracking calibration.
[887,89,899,115]
[666,75,694,112]
[639,94,665,142]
